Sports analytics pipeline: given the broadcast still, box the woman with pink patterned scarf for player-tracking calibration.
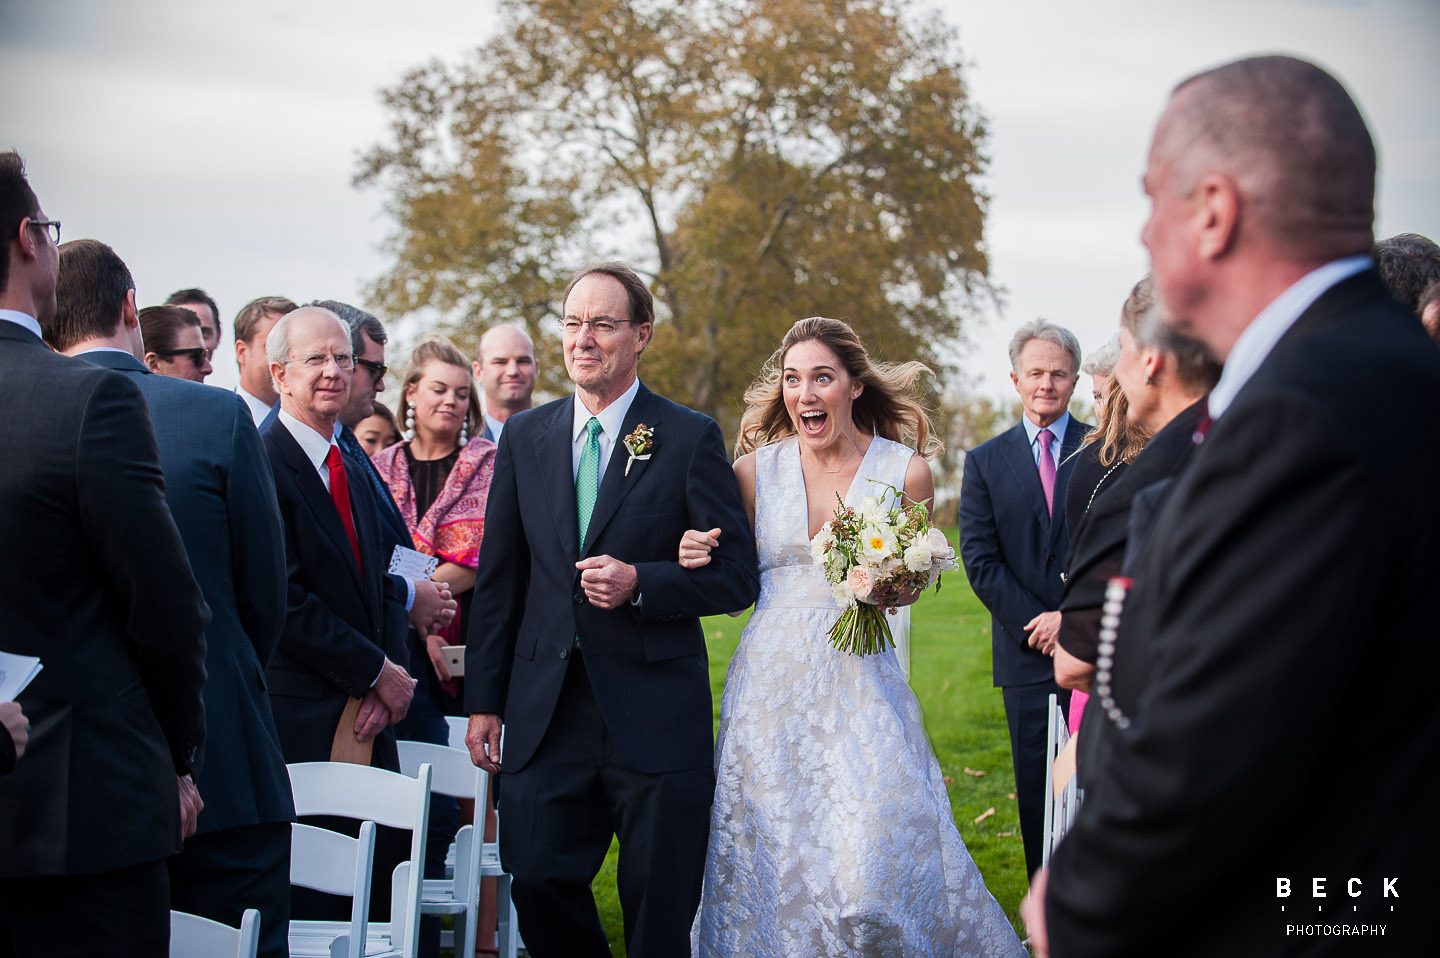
[372,334,496,698]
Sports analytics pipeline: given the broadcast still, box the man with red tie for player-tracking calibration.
[258,305,416,770]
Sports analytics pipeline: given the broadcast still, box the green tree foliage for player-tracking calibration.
[357,0,991,434]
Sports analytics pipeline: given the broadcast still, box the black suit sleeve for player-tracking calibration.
[0,724,14,776]
[77,372,210,774]
[632,418,760,620]
[225,397,286,669]
[1046,395,1375,953]
[464,425,529,715]
[958,448,1046,647]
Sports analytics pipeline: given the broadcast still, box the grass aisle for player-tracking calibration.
[590,552,1028,953]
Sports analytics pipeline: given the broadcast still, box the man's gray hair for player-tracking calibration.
[1081,335,1121,377]
[1008,319,1082,375]
[307,299,386,356]
[265,306,346,367]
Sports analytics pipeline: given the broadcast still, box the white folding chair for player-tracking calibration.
[443,715,469,751]
[1041,693,1082,866]
[287,761,432,958]
[288,822,378,958]
[170,907,260,958]
[398,739,517,958]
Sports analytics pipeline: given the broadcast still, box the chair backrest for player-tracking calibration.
[287,762,431,958]
[170,908,260,958]
[290,821,375,958]
[397,739,487,803]
[444,716,468,751]
[1042,694,1075,867]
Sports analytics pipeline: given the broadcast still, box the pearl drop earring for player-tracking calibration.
[404,405,416,442]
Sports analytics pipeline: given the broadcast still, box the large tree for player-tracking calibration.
[357,0,991,434]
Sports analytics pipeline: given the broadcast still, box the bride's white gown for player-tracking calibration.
[692,436,1026,957]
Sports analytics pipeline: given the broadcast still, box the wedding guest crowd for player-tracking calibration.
[3,47,1438,958]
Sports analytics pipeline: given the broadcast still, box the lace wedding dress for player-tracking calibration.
[692,436,1026,957]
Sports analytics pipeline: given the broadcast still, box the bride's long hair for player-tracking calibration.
[735,317,941,458]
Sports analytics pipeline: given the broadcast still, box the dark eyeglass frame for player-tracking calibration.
[28,219,61,244]
[356,358,388,382]
[153,347,208,365]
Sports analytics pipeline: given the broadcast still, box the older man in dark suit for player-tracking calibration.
[0,153,209,957]
[1024,56,1440,958]
[959,318,1089,881]
[465,263,759,958]
[259,306,416,768]
[51,240,293,958]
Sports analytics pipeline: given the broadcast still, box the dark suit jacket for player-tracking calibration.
[1046,270,1440,956]
[80,351,293,835]
[260,414,407,771]
[1056,399,1204,662]
[0,324,209,877]
[464,382,759,774]
[959,416,1089,687]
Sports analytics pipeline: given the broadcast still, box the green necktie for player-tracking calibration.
[576,416,602,548]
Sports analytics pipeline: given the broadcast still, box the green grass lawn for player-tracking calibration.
[588,549,1027,954]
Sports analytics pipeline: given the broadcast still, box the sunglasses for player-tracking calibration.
[356,358,388,381]
[154,347,207,366]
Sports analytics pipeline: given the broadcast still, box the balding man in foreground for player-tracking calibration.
[1025,55,1439,957]
[259,307,415,769]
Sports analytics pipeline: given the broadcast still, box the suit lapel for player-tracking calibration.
[1000,423,1050,527]
[274,424,365,591]
[534,398,581,563]
[581,384,661,557]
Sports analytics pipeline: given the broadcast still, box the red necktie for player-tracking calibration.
[326,444,362,570]
[1038,427,1056,516]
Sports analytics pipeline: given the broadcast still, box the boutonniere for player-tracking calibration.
[623,423,654,476]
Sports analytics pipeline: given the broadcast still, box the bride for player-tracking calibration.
[683,318,1025,957]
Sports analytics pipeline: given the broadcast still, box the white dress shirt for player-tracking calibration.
[278,408,340,492]
[483,411,506,442]
[239,386,275,426]
[0,308,43,340]
[1207,255,1371,420]
[571,376,641,480]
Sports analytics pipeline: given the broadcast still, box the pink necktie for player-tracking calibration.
[1038,428,1056,516]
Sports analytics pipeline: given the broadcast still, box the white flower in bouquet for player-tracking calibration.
[858,495,888,523]
[903,542,934,573]
[830,578,856,606]
[925,527,954,558]
[858,524,898,563]
[809,521,835,565]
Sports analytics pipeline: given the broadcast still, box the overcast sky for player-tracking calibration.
[4,0,1436,402]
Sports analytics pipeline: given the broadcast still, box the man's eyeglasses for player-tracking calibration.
[29,220,60,244]
[558,318,634,337]
[356,358,388,382]
[285,353,356,371]
[154,347,207,366]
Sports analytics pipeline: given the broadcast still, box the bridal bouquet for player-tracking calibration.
[810,484,958,656]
